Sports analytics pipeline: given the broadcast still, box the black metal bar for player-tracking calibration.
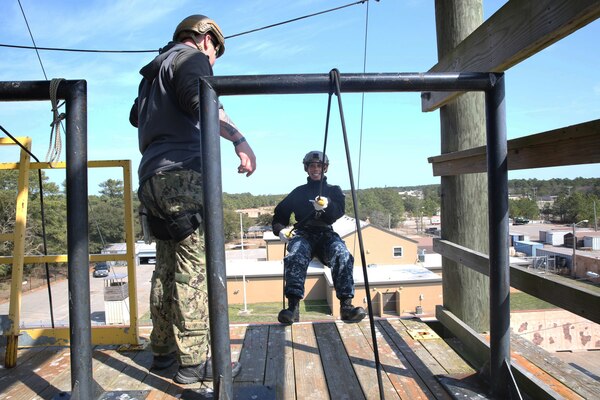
[65,80,92,400]
[205,72,494,96]
[485,73,512,398]
[0,80,92,400]
[0,81,65,101]
[195,71,505,399]
[199,79,234,399]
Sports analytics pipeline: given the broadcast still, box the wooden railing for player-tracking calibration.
[423,1,600,398]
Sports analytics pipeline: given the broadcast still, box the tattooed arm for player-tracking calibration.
[219,108,256,177]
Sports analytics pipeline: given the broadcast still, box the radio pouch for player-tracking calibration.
[146,211,202,242]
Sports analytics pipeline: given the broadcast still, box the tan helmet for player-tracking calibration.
[173,15,225,58]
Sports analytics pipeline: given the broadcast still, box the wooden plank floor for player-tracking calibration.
[0,318,485,399]
[0,318,489,399]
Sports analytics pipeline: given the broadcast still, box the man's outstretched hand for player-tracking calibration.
[235,141,256,177]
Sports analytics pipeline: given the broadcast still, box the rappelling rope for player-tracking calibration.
[327,68,385,400]
[46,78,65,164]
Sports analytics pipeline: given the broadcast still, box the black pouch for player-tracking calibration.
[145,210,202,242]
[147,213,174,241]
[164,212,202,242]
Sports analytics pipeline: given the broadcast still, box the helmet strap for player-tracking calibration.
[191,33,204,52]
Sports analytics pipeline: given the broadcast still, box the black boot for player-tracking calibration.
[340,298,366,322]
[278,296,300,325]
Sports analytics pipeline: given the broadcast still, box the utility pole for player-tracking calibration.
[238,212,249,315]
[435,0,489,333]
[594,201,598,231]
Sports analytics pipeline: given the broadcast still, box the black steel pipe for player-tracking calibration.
[198,71,508,399]
[0,80,92,400]
[0,80,68,101]
[64,80,92,400]
[199,80,234,399]
[485,73,511,398]
[205,72,495,96]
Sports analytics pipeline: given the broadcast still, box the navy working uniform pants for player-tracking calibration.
[284,229,355,300]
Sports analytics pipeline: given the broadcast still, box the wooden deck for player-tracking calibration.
[0,318,598,399]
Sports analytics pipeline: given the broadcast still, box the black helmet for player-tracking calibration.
[173,15,225,58]
[303,151,329,171]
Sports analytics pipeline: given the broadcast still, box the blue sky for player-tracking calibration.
[1,0,598,196]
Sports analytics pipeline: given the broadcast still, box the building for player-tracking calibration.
[225,259,442,318]
[265,215,419,265]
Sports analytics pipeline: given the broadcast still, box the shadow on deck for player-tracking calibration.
[0,318,597,399]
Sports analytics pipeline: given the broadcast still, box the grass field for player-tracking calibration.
[228,300,335,324]
[509,292,556,311]
[139,294,557,325]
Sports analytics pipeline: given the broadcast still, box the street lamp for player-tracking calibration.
[572,219,589,274]
[237,212,249,315]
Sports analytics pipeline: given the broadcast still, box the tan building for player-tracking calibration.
[225,260,442,318]
[227,216,440,318]
[265,215,419,265]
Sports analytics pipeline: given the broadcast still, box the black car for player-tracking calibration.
[93,262,111,278]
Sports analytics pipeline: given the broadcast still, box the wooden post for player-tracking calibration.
[435,0,490,332]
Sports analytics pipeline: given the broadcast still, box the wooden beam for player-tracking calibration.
[428,119,600,176]
[436,306,567,400]
[422,0,600,112]
[434,239,600,324]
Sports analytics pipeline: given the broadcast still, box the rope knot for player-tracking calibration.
[328,68,341,95]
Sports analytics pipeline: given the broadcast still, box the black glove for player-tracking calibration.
[272,223,285,236]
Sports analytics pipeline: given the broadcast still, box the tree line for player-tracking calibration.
[1,169,598,279]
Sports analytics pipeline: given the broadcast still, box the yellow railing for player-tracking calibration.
[0,138,140,364]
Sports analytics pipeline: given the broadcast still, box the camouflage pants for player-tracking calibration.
[284,229,355,300]
[138,170,209,366]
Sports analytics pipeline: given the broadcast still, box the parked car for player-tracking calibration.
[513,217,530,225]
[93,262,111,278]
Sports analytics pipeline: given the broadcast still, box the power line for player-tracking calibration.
[17,0,47,79]
[226,0,368,39]
[1,0,372,54]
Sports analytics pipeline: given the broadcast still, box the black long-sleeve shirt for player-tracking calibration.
[130,42,214,184]
[272,177,345,235]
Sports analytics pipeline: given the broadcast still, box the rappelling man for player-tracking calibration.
[272,151,366,324]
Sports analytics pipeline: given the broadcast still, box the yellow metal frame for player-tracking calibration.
[0,138,140,355]
[1,137,31,365]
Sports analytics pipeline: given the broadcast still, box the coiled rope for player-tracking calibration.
[46,78,65,164]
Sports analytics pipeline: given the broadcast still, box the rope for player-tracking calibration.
[46,78,65,163]
[353,0,373,255]
[326,68,385,400]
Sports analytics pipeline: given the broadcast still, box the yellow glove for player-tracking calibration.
[279,228,294,243]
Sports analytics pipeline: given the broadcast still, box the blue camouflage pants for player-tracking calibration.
[284,229,355,300]
[138,170,209,367]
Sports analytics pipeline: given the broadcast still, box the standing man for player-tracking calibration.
[272,151,366,324]
[130,14,254,384]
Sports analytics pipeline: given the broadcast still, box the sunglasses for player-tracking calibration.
[209,37,221,54]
